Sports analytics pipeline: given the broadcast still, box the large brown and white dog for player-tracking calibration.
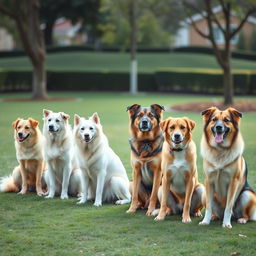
[0,118,45,195]
[199,107,256,228]
[154,117,204,222]
[73,113,131,206]
[126,104,164,216]
[43,109,82,199]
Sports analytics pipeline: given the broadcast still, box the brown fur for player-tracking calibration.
[127,104,164,215]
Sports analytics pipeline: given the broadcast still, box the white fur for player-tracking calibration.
[43,110,81,199]
[74,113,131,206]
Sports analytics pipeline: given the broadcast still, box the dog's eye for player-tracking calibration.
[17,126,21,129]
[180,125,185,130]
[170,126,175,130]
[138,113,143,118]
[48,119,52,122]
[212,117,217,122]
[81,127,85,131]
[148,113,153,118]
[89,127,93,130]
[224,118,230,123]
[56,119,60,123]
[25,126,29,130]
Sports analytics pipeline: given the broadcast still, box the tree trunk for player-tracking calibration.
[32,61,47,99]
[223,66,234,105]
[129,0,138,94]
[44,20,54,46]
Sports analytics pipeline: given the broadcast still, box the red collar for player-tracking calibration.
[170,147,183,152]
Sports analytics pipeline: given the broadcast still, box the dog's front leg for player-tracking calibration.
[45,162,56,199]
[147,164,162,216]
[222,173,240,229]
[199,176,213,225]
[127,162,142,213]
[182,172,195,223]
[18,160,27,194]
[61,160,72,199]
[155,169,171,221]
[77,169,89,204]
[94,169,106,207]
[35,159,44,196]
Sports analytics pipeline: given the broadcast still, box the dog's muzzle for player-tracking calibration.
[84,134,91,143]
[48,125,58,133]
[212,121,229,144]
[17,132,30,142]
[172,133,183,144]
[139,118,152,132]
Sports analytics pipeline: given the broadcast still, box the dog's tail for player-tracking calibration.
[0,175,19,192]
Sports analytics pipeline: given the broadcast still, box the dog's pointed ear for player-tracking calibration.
[201,107,217,122]
[43,109,52,117]
[28,118,39,128]
[151,104,165,121]
[227,107,242,120]
[74,114,81,126]
[91,112,100,124]
[126,104,141,119]
[160,119,169,132]
[12,118,21,129]
[183,117,196,131]
[61,112,70,121]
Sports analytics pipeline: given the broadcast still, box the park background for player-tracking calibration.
[1,0,256,255]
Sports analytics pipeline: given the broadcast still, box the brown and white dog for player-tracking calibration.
[199,107,256,228]
[0,118,45,195]
[154,117,204,222]
[126,104,164,216]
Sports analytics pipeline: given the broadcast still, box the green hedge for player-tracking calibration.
[0,69,256,95]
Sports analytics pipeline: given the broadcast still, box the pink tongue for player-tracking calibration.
[215,133,224,143]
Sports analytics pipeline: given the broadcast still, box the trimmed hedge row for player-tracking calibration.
[1,69,256,95]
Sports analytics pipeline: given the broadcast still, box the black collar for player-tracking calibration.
[170,147,183,152]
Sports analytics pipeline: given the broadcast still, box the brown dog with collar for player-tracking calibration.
[126,104,164,216]
[154,117,204,222]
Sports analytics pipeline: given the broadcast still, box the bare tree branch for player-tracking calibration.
[183,1,207,20]
[187,15,211,39]
[0,4,16,19]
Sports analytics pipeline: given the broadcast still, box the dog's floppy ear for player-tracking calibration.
[91,112,100,124]
[61,112,70,121]
[183,117,196,131]
[43,109,52,117]
[201,107,217,122]
[28,118,39,128]
[160,119,170,132]
[227,107,242,120]
[12,118,21,129]
[126,104,141,119]
[151,104,165,121]
[74,114,81,126]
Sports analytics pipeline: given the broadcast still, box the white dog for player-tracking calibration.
[43,109,82,199]
[73,112,131,206]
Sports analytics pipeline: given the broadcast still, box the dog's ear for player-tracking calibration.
[151,104,165,121]
[227,107,242,121]
[43,109,52,117]
[12,118,21,129]
[126,104,141,119]
[74,114,81,126]
[61,112,70,121]
[201,107,217,122]
[160,119,170,132]
[183,117,196,131]
[91,112,100,124]
[28,118,39,128]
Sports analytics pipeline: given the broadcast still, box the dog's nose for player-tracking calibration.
[142,120,148,126]
[18,132,23,138]
[216,125,223,132]
[174,134,181,140]
[84,134,90,139]
[49,125,54,131]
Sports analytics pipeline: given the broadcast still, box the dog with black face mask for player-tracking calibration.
[126,104,164,216]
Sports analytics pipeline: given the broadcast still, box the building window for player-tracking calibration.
[211,24,238,45]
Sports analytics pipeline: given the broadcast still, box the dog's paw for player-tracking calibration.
[194,211,202,217]
[222,223,232,229]
[146,209,154,216]
[154,215,165,221]
[237,218,247,224]
[45,194,54,199]
[152,209,160,217]
[18,189,27,195]
[36,190,44,196]
[182,217,192,223]
[199,220,210,226]
[60,194,69,200]
[126,207,137,213]
[93,201,102,207]
[77,197,86,204]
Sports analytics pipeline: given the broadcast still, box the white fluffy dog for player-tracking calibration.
[73,112,131,206]
[43,109,82,199]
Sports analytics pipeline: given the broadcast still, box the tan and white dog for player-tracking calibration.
[200,107,256,228]
[73,113,131,206]
[0,118,45,196]
[154,117,204,222]
[43,109,82,199]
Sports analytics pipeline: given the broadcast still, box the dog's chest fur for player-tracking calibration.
[168,151,189,194]
[140,161,153,186]
[16,141,42,161]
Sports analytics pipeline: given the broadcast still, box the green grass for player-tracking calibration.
[1,92,256,256]
[1,52,256,72]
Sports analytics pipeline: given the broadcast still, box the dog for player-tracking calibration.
[0,118,45,196]
[43,109,82,199]
[126,104,164,216]
[199,107,256,228]
[73,112,131,206]
[154,117,204,222]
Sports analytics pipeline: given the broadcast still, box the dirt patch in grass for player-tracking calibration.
[4,97,76,102]
[169,100,256,113]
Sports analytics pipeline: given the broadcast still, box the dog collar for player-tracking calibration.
[170,147,183,152]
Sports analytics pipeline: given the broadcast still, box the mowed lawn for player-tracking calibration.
[1,92,256,256]
[1,52,256,72]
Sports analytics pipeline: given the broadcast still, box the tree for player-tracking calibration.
[183,0,256,105]
[237,31,246,50]
[40,0,101,46]
[0,0,47,99]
